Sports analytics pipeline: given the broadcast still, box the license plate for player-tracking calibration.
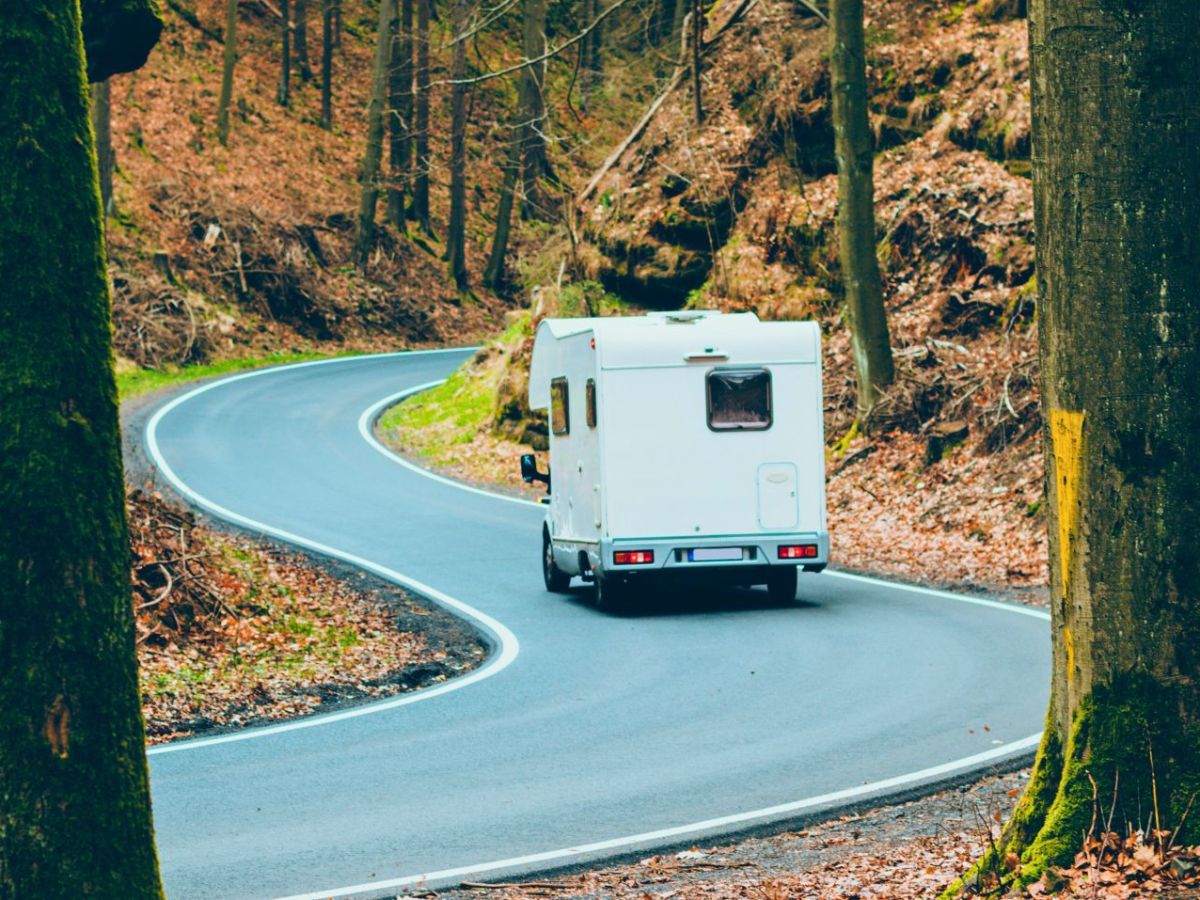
[689,547,743,562]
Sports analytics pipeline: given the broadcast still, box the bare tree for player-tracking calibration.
[387,0,414,228]
[278,0,291,106]
[353,0,397,267]
[320,0,334,129]
[90,79,115,215]
[519,0,551,219]
[295,0,313,80]
[412,0,433,232]
[690,0,702,123]
[216,0,238,145]
[446,0,470,289]
[829,0,893,421]
[484,116,524,289]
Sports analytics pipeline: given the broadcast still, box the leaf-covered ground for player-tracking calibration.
[129,490,485,743]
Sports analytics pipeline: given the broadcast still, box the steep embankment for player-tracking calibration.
[385,0,1047,594]
[105,0,513,372]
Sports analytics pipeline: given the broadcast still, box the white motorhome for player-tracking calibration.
[523,311,828,609]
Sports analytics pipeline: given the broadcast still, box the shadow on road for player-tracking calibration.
[559,584,825,618]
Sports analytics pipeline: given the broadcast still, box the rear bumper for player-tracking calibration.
[596,531,829,576]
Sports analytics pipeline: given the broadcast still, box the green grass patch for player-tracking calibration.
[116,350,362,401]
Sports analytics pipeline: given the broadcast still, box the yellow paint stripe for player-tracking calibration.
[1050,409,1084,597]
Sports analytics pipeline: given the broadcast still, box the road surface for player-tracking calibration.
[140,350,1050,900]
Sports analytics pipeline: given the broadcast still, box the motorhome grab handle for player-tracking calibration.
[684,349,729,362]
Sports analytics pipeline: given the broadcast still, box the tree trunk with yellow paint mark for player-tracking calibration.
[950,0,1200,891]
[0,1,165,896]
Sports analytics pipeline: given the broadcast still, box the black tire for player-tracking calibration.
[543,530,571,592]
[766,566,798,604]
[593,573,629,614]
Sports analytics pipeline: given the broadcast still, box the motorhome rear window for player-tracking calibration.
[551,377,570,435]
[707,369,772,431]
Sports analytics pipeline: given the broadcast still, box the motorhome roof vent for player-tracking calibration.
[662,311,708,324]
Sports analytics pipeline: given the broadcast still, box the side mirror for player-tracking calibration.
[520,453,550,489]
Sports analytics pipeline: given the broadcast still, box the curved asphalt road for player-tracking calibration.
[142,350,1050,900]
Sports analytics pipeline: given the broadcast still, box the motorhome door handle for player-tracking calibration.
[684,348,728,362]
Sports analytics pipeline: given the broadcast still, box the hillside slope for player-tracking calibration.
[385,0,1048,593]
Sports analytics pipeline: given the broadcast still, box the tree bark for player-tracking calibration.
[484,117,525,290]
[951,0,1200,890]
[294,0,313,80]
[353,0,396,268]
[91,79,115,216]
[446,0,470,290]
[690,0,703,124]
[412,0,433,233]
[387,0,414,228]
[587,0,604,91]
[278,0,291,106]
[0,2,164,896]
[320,0,334,129]
[217,0,238,145]
[829,0,893,422]
[519,0,550,219]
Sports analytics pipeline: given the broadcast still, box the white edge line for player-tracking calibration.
[142,350,1049,897]
[359,383,544,508]
[143,349,521,757]
[360,384,1049,624]
[275,733,1041,900]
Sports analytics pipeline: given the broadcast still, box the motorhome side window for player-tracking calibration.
[551,377,570,435]
[585,379,597,428]
[707,369,772,431]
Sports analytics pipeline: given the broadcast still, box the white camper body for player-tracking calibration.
[525,311,828,605]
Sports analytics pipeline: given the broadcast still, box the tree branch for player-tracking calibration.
[440,0,636,86]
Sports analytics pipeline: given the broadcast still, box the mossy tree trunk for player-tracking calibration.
[386,0,414,229]
[91,78,115,216]
[829,0,893,423]
[217,0,238,145]
[0,1,164,896]
[352,0,396,269]
[951,0,1200,891]
[320,0,334,129]
[412,0,433,234]
[445,0,469,290]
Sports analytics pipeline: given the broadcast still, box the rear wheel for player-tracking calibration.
[766,566,798,604]
[543,530,571,592]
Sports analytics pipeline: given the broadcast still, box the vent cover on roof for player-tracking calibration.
[662,311,710,324]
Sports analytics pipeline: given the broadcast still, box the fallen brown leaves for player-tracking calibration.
[1029,831,1200,898]
[130,490,482,742]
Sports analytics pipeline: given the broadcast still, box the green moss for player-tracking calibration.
[947,675,1200,896]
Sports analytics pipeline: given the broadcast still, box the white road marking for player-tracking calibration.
[142,351,1050,898]
[143,351,519,757]
[274,733,1040,900]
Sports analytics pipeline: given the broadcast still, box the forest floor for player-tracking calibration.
[121,382,486,744]
[403,765,1200,899]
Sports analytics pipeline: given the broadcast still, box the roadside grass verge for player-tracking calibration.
[116,350,357,401]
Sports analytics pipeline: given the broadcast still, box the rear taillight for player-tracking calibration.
[613,550,654,565]
[778,544,818,560]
